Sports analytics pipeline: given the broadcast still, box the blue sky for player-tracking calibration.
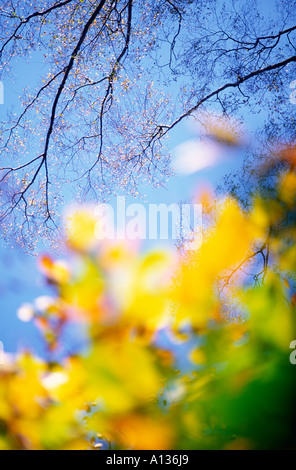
[0,115,245,357]
[0,3,293,357]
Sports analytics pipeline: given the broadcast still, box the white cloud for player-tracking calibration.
[172,139,222,175]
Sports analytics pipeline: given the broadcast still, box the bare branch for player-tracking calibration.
[0,0,75,57]
[160,54,296,137]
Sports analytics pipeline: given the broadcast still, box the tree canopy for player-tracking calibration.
[1,1,296,451]
[1,0,296,248]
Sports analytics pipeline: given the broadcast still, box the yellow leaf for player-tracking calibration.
[65,208,99,251]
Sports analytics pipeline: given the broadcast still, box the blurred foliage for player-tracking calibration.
[1,142,296,450]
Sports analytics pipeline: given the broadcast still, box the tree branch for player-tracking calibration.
[0,0,75,57]
[26,0,109,218]
[160,54,296,137]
